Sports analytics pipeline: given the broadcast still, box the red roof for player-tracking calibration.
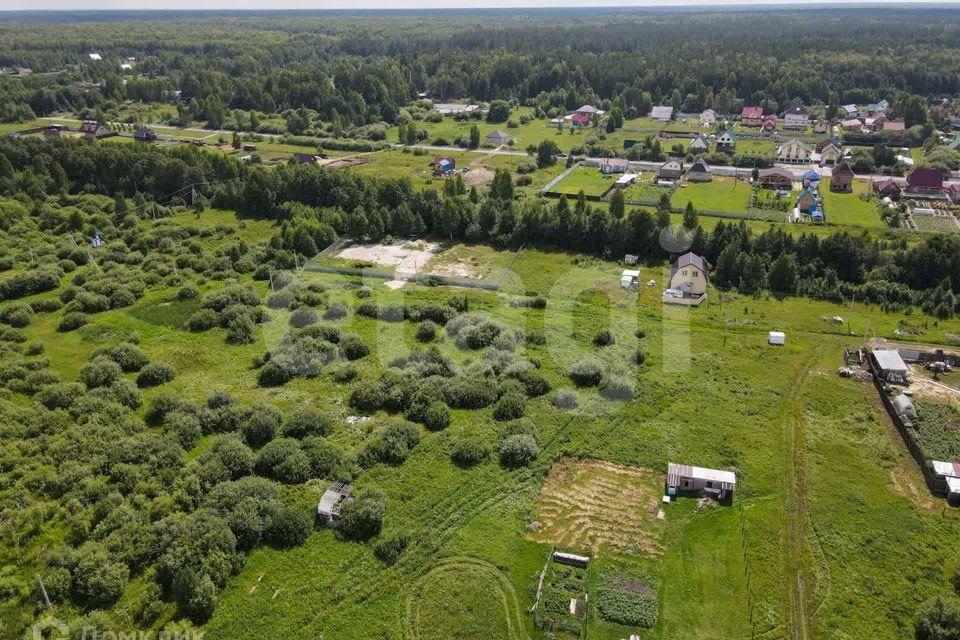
[571,114,590,124]
[873,177,902,193]
[742,106,763,119]
[882,120,906,132]
[907,168,944,189]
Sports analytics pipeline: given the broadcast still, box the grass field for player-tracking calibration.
[819,178,884,228]
[7,206,960,640]
[549,165,616,197]
[672,176,752,214]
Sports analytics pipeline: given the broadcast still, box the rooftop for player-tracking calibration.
[668,462,737,487]
[873,349,908,372]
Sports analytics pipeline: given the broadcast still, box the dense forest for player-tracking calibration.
[1,9,959,128]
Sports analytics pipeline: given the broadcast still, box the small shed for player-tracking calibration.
[486,129,511,146]
[317,481,353,526]
[615,173,638,188]
[872,349,909,384]
[624,254,639,265]
[933,461,960,506]
[620,269,640,290]
[666,462,736,504]
[553,552,590,568]
[768,331,785,346]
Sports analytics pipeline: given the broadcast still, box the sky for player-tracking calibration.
[1,0,956,11]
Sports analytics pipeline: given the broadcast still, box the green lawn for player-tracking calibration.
[549,165,616,197]
[819,178,883,228]
[672,176,752,214]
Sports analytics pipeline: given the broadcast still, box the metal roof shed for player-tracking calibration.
[666,462,736,504]
[873,349,909,383]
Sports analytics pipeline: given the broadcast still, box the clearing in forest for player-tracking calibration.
[528,458,666,560]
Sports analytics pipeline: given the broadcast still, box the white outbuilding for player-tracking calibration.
[620,269,640,290]
[768,331,786,346]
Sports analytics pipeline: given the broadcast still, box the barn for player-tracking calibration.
[666,463,736,504]
[871,349,909,384]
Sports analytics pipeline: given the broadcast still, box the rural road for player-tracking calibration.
[39,116,956,184]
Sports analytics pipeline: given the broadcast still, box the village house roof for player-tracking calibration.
[651,105,674,120]
[575,104,600,114]
[667,462,735,488]
[882,120,906,132]
[486,129,511,143]
[842,104,859,115]
[841,119,862,128]
[671,252,707,278]
[717,130,737,142]
[570,113,590,125]
[873,349,908,372]
[689,157,710,174]
[759,167,795,180]
[832,160,855,177]
[785,105,808,116]
[79,121,102,134]
[741,106,763,119]
[873,177,902,192]
[907,167,944,189]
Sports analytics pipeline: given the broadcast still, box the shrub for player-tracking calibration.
[600,377,634,401]
[635,328,646,339]
[416,320,437,342]
[186,308,219,331]
[241,404,282,448]
[553,389,578,410]
[177,284,199,300]
[266,290,295,309]
[324,301,349,320]
[95,342,149,372]
[301,436,345,479]
[330,362,358,382]
[227,315,256,344]
[349,380,384,412]
[1,302,33,327]
[136,362,176,388]
[267,507,313,548]
[525,331,546,346]
[165,410,203,449]
[365,420,421,466]
[497,433,539,468]
[289,307,319,328]
[596,580,658,628]
[336,333,368,360]
[422,400,451,430]
[337,488,386,541]
[38,382,85,409]
[493,393,525,421]
[634,349,646,365]
[569,360,603,387]
[283,409,333,439]
[79,356,123,389]
[593,329,616,347]
[30,298,62,313]
[451,440,487,467]
[374,532,409,565]
[58,312,89,332]
[255,438,311,484]
[257,362,291,387]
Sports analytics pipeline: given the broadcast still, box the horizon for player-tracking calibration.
[2,0,960,13]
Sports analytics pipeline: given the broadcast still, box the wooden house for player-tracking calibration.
[741,106,763,127]
[776,138,813,164]
[665,252,708,301]
[657,159,684,181]
[485,129,511,146]
[906,167,944,195]
[783,105,809,130]
[873,177,903,199]
[830,160,855,192]
[758,167,794,189]
[686,157,712,182]
[79,121,114,140]
[818,142,841,166]
[688,134,709,153]
[841,119,863,133]
[716,130,737,151]
[433,156,456,174]
[762,115,777,134]
[812,119,829,134]
[699,109,717,126]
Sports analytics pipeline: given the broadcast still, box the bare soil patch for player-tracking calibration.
[528,458,666,559]
[905,365,960,402]
[337,240,439,274]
